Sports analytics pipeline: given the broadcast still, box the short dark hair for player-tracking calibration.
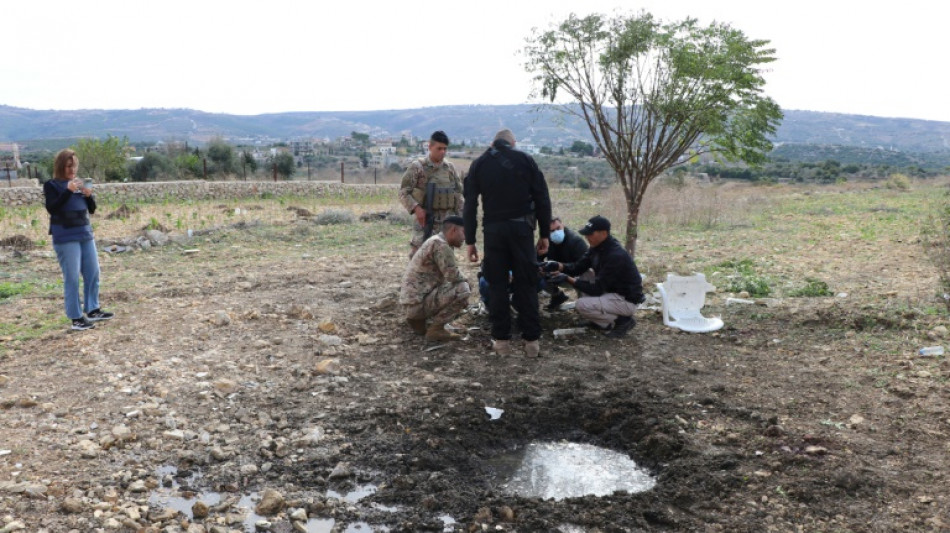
[430,130,449,145]
[442,215,464,231]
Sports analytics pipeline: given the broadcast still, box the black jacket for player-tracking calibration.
[543,227,588,264]
[463,140,552,244]
[563,235,645,304]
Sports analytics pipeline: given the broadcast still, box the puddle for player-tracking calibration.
[326,483,378,503]
[491,441,656,500]
[149,466,387,532]
[439,515,457,532]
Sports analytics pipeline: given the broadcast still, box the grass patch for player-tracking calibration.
[0,281,31,300]
[787,278,834,297]
[713,258,773,297]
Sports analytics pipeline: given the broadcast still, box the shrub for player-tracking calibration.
[0,281,31,300]
[884,173,912,190]
[788,278,833,297]
[313,209,355,225]
[715,258,772,297]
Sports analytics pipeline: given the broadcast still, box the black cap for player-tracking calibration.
[578,215,610,235]
[443,215,464,226]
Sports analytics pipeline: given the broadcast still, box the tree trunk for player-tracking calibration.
[625,202,640,257]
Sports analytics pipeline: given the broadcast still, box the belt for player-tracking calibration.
[508,214,535,226]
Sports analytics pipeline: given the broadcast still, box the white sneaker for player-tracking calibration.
[525,340,540,357]
[492,339,511,356]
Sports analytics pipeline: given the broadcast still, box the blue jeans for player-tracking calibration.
[53,239,100,320]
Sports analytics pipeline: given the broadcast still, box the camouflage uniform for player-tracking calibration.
[398,157,464,255]
[399,233,471,325]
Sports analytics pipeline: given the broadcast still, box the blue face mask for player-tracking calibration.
[550,229,565,244]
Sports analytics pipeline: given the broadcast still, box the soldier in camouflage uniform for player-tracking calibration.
[398,130,464,259]
[399,216,471,342]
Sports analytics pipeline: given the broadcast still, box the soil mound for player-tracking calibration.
[106,204,140,219]
[0,234,34,250]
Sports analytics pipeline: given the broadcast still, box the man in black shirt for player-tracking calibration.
[539,216,588,310]
[542,215,645,338]
[464,129,552,357]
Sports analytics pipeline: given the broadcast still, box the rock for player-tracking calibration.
[112,424,133,440]
[0,375,9,387]
[145,229,169,246]
[211,447,230,461]
[314,359,340,375]
[214,379,239,395]
[240,464,259,475]
[163,430,185,440]
[804,445,828,456]
[287,305,314,320]
[128,480,147,492]
[328,462,351,480]
[290,508,308,521]
[339,281,353,288]
[849,414,865,426]
[192,500,210,519]
[317,322,337,334]
[473,506,492,523]
[318,335,343,347]
[211,311,231,327]
[498,505,515,522]
[61,497,85,514]
[0,521,26,532]
[255,488,285,516]
[932,325,948,338]
[77,439,101,458]
[15,397,37,408]
[356,334,377,345]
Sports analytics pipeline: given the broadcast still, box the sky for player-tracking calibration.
[3,0,949,122]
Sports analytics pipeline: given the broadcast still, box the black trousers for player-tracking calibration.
[483,220,540,341]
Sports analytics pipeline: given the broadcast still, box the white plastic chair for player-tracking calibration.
[656,273,724,333]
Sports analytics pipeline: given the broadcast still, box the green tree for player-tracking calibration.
[569,140,594,156]
[207,137,237,176]
[241,150,258,178]
[72,135,132,182]
[351,131,370,145]
[131,152,174,182]
[525,12,782,254]
[269,152,295,179]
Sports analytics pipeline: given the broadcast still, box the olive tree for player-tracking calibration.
[524,12,783,254]
[73,135,132,182]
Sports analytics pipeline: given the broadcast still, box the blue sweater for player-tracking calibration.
[43,179,96,244]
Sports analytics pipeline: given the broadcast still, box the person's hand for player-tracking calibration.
[413,206,426,226]
[81,187,92,197]
[67,179,81,193]
[467,244,479,263]
[540,261,560,273]
[536,237,549,256]
[548,273,568,285]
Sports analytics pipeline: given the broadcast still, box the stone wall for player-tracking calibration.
[0,180,398,207]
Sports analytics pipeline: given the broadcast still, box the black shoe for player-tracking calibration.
[607,316,635,338]
[71,317,96,331]
[87,309,114,322]
[546,291,569,311]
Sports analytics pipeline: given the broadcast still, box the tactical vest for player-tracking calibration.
[410,160,458,211]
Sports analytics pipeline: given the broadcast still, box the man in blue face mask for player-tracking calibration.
[539,216,588,310]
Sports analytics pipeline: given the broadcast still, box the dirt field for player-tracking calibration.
[0,181,949,532]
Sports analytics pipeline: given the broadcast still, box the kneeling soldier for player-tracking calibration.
[399,216,471,341]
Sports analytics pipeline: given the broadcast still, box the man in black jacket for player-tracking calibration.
[539,216,588,310]
[542,215,644,338]
[464,129,552,357]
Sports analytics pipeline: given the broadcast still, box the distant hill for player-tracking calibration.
[3,104,950,154]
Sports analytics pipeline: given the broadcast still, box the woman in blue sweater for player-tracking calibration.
[44,149,113,330]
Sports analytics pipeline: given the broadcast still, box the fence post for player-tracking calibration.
[203,158,207,179]
[340,162,344,184]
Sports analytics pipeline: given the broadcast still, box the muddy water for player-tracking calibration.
[492,441,656,500]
